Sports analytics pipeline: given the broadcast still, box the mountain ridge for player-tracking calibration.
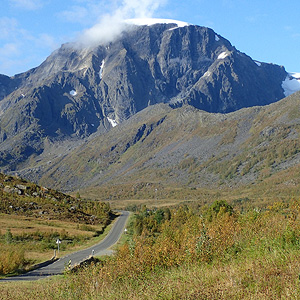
[11,90,300,198]
[0,20,300,195]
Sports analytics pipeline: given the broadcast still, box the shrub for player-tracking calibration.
[0,245,27,275]
[206,200,233,222]
[5,229,13,244]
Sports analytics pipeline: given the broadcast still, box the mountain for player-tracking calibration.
[0,19,300,194]
[18,90,299,198]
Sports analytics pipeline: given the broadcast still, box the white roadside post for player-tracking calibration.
[56,239,61,256]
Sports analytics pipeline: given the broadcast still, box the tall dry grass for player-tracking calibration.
[2,199,300,299]
[0,245,26,275]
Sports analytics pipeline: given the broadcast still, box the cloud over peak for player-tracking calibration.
[77,0,167,47]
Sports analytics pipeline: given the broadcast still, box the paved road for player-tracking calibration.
[1,211,129,281]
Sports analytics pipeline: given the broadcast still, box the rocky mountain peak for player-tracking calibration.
[0,20,296,173]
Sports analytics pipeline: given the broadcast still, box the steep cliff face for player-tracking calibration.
[0,20,291,172]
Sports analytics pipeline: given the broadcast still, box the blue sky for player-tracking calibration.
[0,0,299,76]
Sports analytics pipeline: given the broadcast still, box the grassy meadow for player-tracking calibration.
[2,196,300,299]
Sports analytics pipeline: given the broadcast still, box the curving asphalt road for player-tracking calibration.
[1,211,129,281]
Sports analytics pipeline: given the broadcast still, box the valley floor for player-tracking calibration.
[1,197,300,299]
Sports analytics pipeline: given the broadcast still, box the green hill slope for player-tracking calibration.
[17,91,299,202]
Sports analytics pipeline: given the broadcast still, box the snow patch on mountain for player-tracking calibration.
[282,73,300,97]
[254,61,262,67]
[69,90,77,96]
[107,117,118,127]
[218,52,229,59]
[99,60,105,79]
[215,35,220,42]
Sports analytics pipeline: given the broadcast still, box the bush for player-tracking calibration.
[206,200,233,222]
[0,245,27,275]
[5,229,13,244]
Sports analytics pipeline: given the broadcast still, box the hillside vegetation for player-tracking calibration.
[27,91,300,205]
[0,173,114,276]
[2,198,300,299]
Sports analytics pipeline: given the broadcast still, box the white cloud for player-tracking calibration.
[0,42,25,75]
[0,43,20,57]
[57,1,111,26]
[77,0,168,47]
[36,33,59,50]
[58,5,90,24]
[120,0,167,19]
[0,15,57,50]
[0,17,19,39]
[10,0,43,10]
[78,14,126,46]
